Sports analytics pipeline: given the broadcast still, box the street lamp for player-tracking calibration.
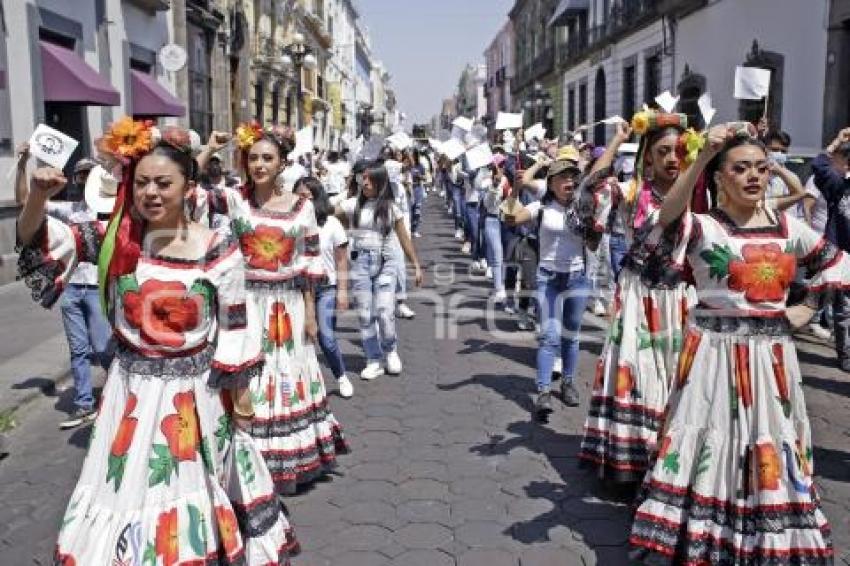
[281,31,314,128]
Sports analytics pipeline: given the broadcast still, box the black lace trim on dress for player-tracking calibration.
[694,315,791,336]
[16,220,64,308]
[115,343,215,377]
[208,356,264,389]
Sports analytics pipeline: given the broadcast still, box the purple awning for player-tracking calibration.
[130,69,185,117]
[40,41,120,106]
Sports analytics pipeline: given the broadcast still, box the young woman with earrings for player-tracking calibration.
[17,120,299,565]
[193,125,349,495]
[629,124,849,565]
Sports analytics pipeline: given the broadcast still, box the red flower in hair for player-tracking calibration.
[160,125,191,152]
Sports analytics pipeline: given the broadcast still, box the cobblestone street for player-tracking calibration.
[1,199,849,565]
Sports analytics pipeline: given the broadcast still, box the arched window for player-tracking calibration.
[738,40,784,129]
[594,67,606,145]
[677,64,707,130]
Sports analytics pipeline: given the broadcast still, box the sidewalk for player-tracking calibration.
[0,281,70,417]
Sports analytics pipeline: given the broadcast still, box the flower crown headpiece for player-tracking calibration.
[235,121,296,151]
[96,117,197,165]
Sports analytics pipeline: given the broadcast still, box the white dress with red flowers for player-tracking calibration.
[195,187,349,494]
[629,209,849,565]
[579,185,698,483]
[17,217,299,566]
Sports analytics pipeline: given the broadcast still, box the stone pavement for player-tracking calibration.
[0,196,849,565]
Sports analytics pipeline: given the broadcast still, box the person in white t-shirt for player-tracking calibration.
[324,151,351,205]
[507,154,594,419]
[295,176,355,398]
[335,163,424,380]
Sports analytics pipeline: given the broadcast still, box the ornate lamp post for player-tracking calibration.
[281,32,317,128]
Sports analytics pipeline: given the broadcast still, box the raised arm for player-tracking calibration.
[18,167,67,246]
[767,163,807,212]
[589,121,632,177]
[195,131,232,175]
[14,143,31,205]
[658,125,731,227]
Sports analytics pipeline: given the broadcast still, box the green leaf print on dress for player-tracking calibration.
[700,244,736,280]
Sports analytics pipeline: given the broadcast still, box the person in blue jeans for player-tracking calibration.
[507,153,594,419]
[43,160,114,429]
[409,148,426,238]
[336,163,424,380]
[295,177,354,398]
[449,159,467,242]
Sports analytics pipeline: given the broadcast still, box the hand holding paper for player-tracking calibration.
[28,124,79,170]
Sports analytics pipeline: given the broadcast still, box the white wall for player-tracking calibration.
[560,20,670,141]
[675,0,828,151]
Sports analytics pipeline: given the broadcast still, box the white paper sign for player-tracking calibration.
[348,136,364,162]
[287,126,314,160]
[734,66,771,100]
[465,143,494,170]
[698,92,717,125]
[29,124,79,170]
[524,123,546,142]
[495,112,523,130]
[452,116,474,132]
[655,91,680,113]
[387,131,413,150]
[450,125,468,141]
[601,115,626,125]
[440,138,466,160]
[428,138,443,152]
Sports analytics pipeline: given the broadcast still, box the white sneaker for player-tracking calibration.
[808,323,832,340]
[592,302,607,316]
[504,302,517,315]
[397,303,416,319]
[485,267,493,280]
[360,362,385,381]
[461,242,471,254]
[454,229,464,241]
[386,351,403,375]
[338,374,354,398]
[413,231,422,238]
[493,290,507,304]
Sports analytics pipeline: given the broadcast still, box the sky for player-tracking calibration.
[354,0,514,125]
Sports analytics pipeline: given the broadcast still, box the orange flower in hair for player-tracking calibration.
[236,121,264,150]
[97,117,155,163]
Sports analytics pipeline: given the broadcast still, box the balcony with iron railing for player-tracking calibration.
[556,0,659,68]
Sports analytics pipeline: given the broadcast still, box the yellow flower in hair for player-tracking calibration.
[676,128,706,169]
[236,121,263,150]
[631,111,650,136]
[97,117,154,163]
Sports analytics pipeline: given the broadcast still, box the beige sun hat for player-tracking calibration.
[84,165,120,215]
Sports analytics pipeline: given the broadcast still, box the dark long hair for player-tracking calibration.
[355,164,395,236]
[705,134,767,208]
[242,132,295,195]
[640,125,685,175]
[295,176,331,226]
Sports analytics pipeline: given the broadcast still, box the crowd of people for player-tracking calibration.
[12,100,850,564]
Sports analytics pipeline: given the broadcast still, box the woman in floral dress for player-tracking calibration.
[17,121,298,565]
[629,126,847,564]
[579,112,698,485]
[195,124,348,494]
